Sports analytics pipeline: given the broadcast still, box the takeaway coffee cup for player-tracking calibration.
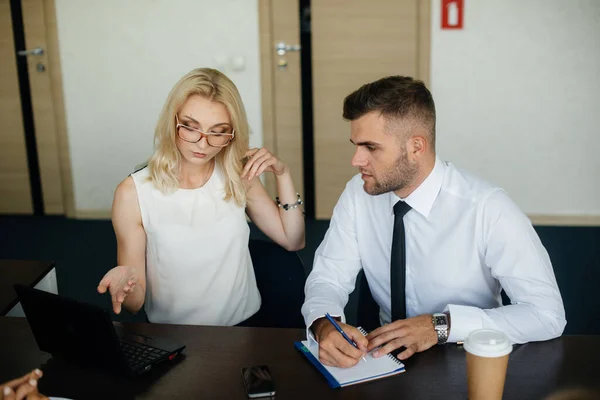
[464,329,513,400]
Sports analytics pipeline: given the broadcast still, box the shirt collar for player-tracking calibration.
[389,157,446,218]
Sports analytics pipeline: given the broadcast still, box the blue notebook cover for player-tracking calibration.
[294,338,405,388]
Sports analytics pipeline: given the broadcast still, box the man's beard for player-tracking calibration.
[363,151,419,196]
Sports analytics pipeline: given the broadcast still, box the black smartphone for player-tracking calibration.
[241,365,276,398]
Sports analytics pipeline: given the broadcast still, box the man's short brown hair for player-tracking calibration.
[343,76,436,146]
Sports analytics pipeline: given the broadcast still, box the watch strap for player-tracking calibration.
[432,313,449,345]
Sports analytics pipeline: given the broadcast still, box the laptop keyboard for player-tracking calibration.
[119,341,170,370]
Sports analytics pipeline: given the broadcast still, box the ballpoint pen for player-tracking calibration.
[325,313,367,362]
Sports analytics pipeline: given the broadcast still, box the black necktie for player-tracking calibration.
[391,200,412,322]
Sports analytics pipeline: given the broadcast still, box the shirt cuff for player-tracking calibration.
[445,304,484,343]
[305,309,345,346]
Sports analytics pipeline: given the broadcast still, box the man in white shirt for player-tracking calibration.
[302,76,566,368]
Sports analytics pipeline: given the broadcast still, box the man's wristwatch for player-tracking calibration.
[432,312,449,345]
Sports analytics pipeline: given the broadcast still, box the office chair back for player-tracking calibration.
[248,239,306,329]
[356,270,381,332]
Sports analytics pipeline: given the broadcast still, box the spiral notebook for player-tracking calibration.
[294,327,405,388]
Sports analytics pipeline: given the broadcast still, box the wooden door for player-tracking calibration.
[0,0,72,215]
[0,0,32,213]
[312,0,431,219]
[259,0,430,219]
[259,0,304,200]
[21,0,66,214]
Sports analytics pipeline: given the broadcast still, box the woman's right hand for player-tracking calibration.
[97,265,139,314]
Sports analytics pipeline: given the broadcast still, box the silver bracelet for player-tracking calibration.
[276,193,303,211]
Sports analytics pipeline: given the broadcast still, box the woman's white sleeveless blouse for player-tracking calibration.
[131,165,261,326]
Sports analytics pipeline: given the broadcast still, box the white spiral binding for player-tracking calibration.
[387,353,404,366]
[357,326,404,366]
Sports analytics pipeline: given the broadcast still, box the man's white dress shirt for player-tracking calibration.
[302,158,566,343]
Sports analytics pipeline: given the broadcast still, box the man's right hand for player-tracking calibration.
[311,317,368,368]
[97,265,139,314]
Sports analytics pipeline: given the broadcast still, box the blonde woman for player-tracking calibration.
[97,68,305,326]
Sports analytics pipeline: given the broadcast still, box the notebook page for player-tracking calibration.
[301,340,404,386]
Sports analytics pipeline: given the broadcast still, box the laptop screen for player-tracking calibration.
[14,284,125,369]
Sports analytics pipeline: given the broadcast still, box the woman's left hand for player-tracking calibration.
[241,148,288,180]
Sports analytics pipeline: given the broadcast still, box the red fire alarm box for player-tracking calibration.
[442,0,464,29]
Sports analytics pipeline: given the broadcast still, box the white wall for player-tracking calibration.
[55,0,263,211]
[56,0,600,216]
[431,0,600,215]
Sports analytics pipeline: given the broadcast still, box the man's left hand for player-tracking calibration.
[366,314,437,360]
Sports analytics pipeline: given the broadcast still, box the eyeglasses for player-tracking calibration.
[175,115,235,147]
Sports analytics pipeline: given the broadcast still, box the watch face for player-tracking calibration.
[434,316,447,326]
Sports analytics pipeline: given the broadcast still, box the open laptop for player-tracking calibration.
[14,284,186,376]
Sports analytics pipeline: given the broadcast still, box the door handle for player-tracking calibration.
[275,42,301,56]
[17,47,44,56]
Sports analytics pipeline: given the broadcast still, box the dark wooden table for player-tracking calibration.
[0,317,598,400]
[0,260,55,315]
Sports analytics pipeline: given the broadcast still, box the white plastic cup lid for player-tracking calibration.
[464,329,512,358]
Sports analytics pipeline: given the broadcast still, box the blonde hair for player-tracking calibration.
[147,68,250,206]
